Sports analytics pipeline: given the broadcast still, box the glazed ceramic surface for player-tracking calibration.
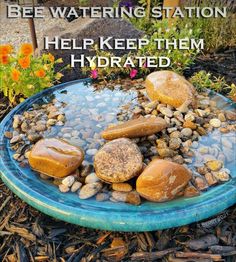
[0,79,235,232]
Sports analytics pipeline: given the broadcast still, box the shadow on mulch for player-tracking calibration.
[0,181,236,261]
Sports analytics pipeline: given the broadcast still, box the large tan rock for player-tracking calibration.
[101,117,167,140]
[29,138,84,178]
[145,71,195,108]
[136,159,192,202]
[94,138,143,183]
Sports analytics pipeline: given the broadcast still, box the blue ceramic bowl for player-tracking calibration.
[0,79,235,232]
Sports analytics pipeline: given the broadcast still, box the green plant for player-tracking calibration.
[137,19,201,73]
[189,70,231,93]
[0,43,64,105]
[180,1,236,52]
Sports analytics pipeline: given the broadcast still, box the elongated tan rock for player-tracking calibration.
[145,71,195,108]
[101,117,167,140]
[94,138,143,183]
[29,138,84,178]
[136,159,192,202]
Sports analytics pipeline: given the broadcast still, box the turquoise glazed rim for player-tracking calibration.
[0,79,236,232]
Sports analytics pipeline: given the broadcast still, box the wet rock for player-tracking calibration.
[47,119,57,126]
[59,184,70,193]
[13,115,23,129]
[205,160,223,171]
[94,138,143,183]
[205,172,218,186]
[210,118,221,128]
[96,192,110,201]
[183,121,197,130]
[111,191,128,202]
[213,170,230,182]
[71,181,82,192]
[185,112,195,122]
[126,191,141,205]
[170,131,181,138]
[169,138,182,150]
[157,148,177,158]
[136,159,191,202]
[181,128,193,137]
[145,71,195,108]
[79,182,103,199]
[197,127,207,136]
[225,110,236,121]
[85,173,100,183]
[35,123,47,132]
[184,185,200,197]
[172,155,184,164]
[80,165,93,177]
[112,183,132,192]
[159,107,173,118]
[57,114,65,122]
[218,113,226,122]
[101,117,167,140]
[62,175,75,187]
[27,133,42,143]
[10,135,22,144]
[86,149,98,156]
[194,177,209,191]
[4,131,13,139]
[29,138,84,178]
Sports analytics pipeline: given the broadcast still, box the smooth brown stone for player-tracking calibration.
[136,159,192,202]
[29,138,84,178]
[94,138,143,183]
[145,71,195,108]
[101,117,167,140]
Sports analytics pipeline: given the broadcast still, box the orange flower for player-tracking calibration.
[0,45,13,55]
[18,56,30,69]
[20,43,33,56]
[35,69,46,78]
[48,53,55,63]
[0,54,9,65]
[11,68,20,81]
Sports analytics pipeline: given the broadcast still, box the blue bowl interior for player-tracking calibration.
[0,79,235,232]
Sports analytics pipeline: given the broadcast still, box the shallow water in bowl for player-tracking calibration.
[8,82,236,202]
[36,82,140,164]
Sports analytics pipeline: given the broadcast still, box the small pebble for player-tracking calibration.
[126,191,141,205]
[112,183,132,192]
[205,160,223,171]
[71,181,82,192]
[85,173,100,183]
[111,191,128,202]
[79,182,103,199]
[86,149,98,156]
[62,176,75,187]
[213,170,230,182]
[181,128,193,137]
[59,184,70,193]
[159,107,173,118]
[209,118,221,128]
[96,193,110,202]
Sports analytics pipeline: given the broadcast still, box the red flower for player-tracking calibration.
[91,69,98,79]
[130,69,138,79]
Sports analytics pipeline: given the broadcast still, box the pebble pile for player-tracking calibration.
[4,78,236,205]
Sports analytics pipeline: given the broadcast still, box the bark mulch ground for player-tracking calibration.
[0,180,236,261]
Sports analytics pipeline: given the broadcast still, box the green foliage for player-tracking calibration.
[180,1,236,52]
[189,70,232,93]
[137,19,201,73]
